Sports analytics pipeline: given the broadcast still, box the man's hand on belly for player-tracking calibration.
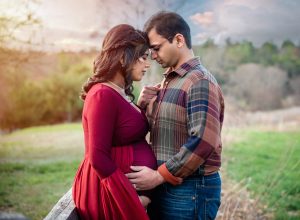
[125,166,165,190]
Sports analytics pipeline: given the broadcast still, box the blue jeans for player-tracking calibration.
[148,172,221,220]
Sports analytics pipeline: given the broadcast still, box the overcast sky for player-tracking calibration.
[2,0,299,51]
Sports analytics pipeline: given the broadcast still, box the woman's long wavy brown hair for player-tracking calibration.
[81,24,149,101]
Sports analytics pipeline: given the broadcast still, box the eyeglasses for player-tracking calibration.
[149,39,169,55]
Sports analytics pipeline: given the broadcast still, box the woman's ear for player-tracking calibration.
[120,57,125,67]
[174,34,185,48]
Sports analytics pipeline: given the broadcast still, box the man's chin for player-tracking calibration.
[160,63,168,68]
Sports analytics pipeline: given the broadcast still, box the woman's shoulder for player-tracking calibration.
[84,84,123,108]
[83,84,122,113]
[87,83,119,99]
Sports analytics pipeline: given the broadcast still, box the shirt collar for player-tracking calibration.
[163,57,201,78]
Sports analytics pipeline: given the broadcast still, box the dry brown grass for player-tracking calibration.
[217,105,300,220]
[216,167,272,220]
[223,103,300,132]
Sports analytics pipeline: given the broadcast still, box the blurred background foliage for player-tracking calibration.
[0,0,299,132]
[0,51,91,131]
[1,39,300,131]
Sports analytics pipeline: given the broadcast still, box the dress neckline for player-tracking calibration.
[101,83,142,114]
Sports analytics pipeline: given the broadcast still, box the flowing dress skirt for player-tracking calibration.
[73,145,149,220]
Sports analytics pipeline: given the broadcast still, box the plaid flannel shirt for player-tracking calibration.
[148,57,224,183]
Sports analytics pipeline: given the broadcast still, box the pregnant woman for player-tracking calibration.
[72,24,157,220]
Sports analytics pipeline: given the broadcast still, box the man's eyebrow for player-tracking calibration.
[150,43,159,48]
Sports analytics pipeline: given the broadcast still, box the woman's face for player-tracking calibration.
[131,51,150,81]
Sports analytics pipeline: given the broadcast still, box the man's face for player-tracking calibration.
[148,28,179,69]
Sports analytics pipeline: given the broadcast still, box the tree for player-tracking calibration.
[276,40,300,78]
[223,41,256,71]
[281,40,295,49]
[228,63,288,110]
[0,0,40,67]
[0,0,41,131]
[256,42,278,65]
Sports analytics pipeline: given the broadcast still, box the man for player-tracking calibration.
[126,11,224,219]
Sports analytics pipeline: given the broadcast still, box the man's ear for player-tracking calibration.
[174,34,185,48]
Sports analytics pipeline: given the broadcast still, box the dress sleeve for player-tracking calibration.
[86,89,118,178]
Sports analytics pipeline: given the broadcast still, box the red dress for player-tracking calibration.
[73,84,157,220]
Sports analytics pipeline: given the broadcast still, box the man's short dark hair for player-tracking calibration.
[144,11,192,49]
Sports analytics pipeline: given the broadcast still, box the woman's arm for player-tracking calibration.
[86,88,118,178]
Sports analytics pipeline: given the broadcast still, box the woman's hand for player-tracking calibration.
[138,195,151,208]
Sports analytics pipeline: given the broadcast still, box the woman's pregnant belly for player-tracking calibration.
[132,140,157,170]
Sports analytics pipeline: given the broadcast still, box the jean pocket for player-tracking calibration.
[159,185,195,220]
[163,181,195,199]
[204,198,220,220]
[204,176,222,189]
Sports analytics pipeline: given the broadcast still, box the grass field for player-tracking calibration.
[0,123,84,219]
[224,129,300,220]
[0,123,299,219]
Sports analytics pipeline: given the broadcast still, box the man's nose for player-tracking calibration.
[151,52,157,60]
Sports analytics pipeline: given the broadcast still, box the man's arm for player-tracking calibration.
[159,79,223,182]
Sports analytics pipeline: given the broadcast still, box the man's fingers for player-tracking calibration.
[125,166,145,179]
[125,172,139,179]
[142,90,158,96]
[128,178,139,184]
[154,83,161,88]
[130,166,145,171]
[143,94,156,99]
[126,175,142,185]
[145,85,160,90]
[143,86,160,94]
